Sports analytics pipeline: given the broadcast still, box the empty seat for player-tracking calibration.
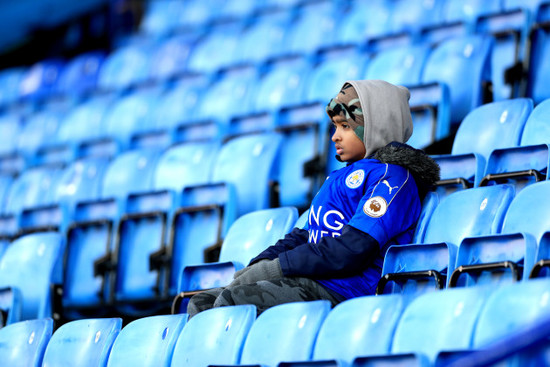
[173,207,297,312]
[0,232,64,322]
[106,314,188,367]
[0,67,26,107]
[336,1,394,45]
[42,318,121,367]
[285,2,338,54]
[379,184,514,295]
[0,318,53,367]
[148,34,194,81]
[526,3,550,103]
[310,294,405,365]
[171,305,256,366]
[56,51,106,95]
[433,98,533,194]
[0,112,22,156]
[97,44,152,91]
[19,59,65,101]
[17,109,64,159]
[240,301,330,366]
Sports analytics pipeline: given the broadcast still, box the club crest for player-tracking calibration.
[363,196,388,218]
[346,169,365,189]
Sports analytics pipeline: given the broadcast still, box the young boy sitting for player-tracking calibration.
[187,79,440,316]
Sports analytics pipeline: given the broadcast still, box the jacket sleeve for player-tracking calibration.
[248,227,309,265]
[278,224,380,278]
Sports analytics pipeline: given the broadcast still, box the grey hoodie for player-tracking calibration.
[346,79,413,157]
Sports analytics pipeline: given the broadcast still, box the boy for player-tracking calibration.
[188,80,440,316]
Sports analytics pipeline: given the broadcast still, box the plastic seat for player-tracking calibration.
[412,191,440,244]
[240,301,330,366]
[186,23,243,73]
[379,184,514,296]
[336,2,394,46]
[139,0,185,37]
[391,0,446,34]
[56,51,106,95]
[304,294,405,366]
[355,286,494,366]
[107,314,188,367]
[482,98,550,191]
[0,318,53,367]
[0,112,22,156]
[97,44,152,91]
[420,34,493,126]
[212,132,282,216]
[149,34,194,81]
[173,207,297,313]
[42,318,121,367]
[0,232,64,322]
[171,305,256,366]
[0,67,26,107]
[433,98,533,194]
[17,109,65,160]
[19,59,65,101]
[285,2,338,54]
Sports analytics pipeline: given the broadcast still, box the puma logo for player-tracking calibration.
[382,180,398,194]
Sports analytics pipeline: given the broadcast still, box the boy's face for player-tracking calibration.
[331,115,366,163]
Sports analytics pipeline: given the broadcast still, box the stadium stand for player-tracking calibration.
[3,0,550,365]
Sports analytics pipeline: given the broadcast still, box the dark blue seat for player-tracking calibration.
[56,51,106,96]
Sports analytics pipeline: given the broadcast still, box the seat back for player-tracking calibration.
[97,44,151,91]
[240,300,331,366]
[17,109,64,155]
[312,294,405,364]
[107,314,188,367]
[219,207,298,265]
[0,318,53,367]
[392,286,494,363]
[527,5,550,103]
[149,34,193,81]
[171,305,256,366]
[57,51,105,95]
[212,132,282,215]
[43,318,121,367]
[0,232,64,321]
[520,98,550,147]
[365,45,431,86]
[421,35,493,124]
[0,112,22,155]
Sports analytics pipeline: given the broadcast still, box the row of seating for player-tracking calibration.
[3,278,550,366]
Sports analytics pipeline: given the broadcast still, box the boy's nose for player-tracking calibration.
[331,131,340,142]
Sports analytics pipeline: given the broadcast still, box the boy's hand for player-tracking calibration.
[229,259,283,286]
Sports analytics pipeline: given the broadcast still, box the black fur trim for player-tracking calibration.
[372,142,441,186]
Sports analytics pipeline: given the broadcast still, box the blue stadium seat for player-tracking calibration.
[42,318,121,367]
[56,51,106,96]
[240,301,330,366]
[252,57,312,113]
[148,34,194,81]
[433,98,533,194]
[170,305,256,366]
[0,112,22,156]
[235,11,291,64]
[336,1,394,46]
[526,3,550,103]
[412,191,440,244]
[186,23,243,73]
[379,184,514,295]
[106,314,188,367]
[212,132,282,216]
[139,0,186,38]
[174,207,297,313]
[420,34,493,126]
[365,44,431,86]
[355,286,493,366]
[17,109,65,161]
[0,67,26,107]
[285,2,338,55]
[0,232,64,322]
[19,59,65,101]
[391,0,446,34]
[306,294,405,365]
[0,318,53,367]
[472,278,550,365]
[97,44,152,91]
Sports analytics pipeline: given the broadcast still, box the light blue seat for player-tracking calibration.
[482,98,550,191]
[379,184,514,296]
[0,112,22,156]
[336,2,394,45]
[527,3,550,103]
[97,44,152,91]
[19,59,65,101]
[241,301,330,366]
[149,34,194,81]
[420,34,493,126]
[391,0,446,34]
[303,294,405,366]
[171,305,256,366]
[235,11,291,64]
[433,98,533,195]
[0,318,53,367]
[0,67,26,107]
[42,318,121,367]
[285,2,338,54]
[17,109,65,160]
[186,23,243,73]
[355,286,493,366]
[213,132,282,216]
[107,314,188,367]
[174,207,297,313]
[412,191,440,244]
[0,233,64,322]
[57,51,106,96]
[139,0,185,37]
[253,57,311,113]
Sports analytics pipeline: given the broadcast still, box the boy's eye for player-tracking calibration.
[342,124,350,129]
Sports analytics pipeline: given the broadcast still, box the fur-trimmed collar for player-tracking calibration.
[371,142,440,196]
